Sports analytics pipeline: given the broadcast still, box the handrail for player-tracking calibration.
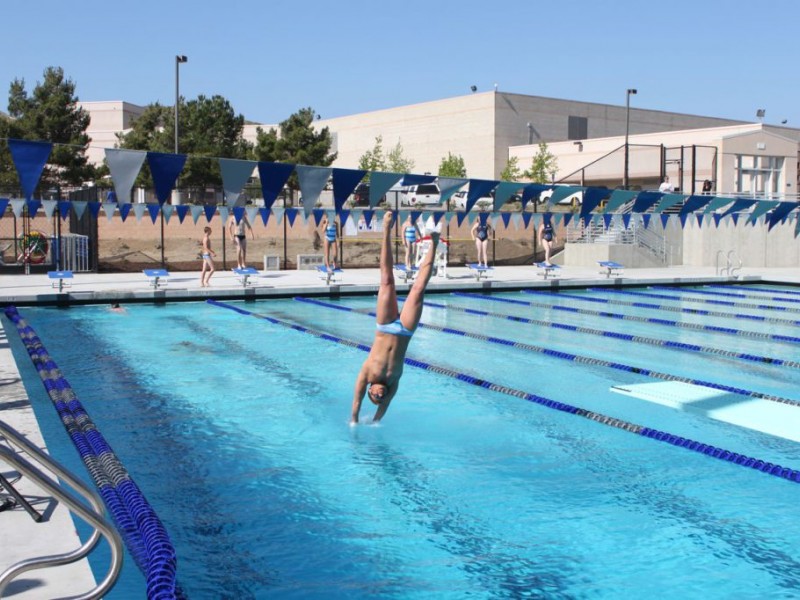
[728,250,743,278]
[0,422,122,600]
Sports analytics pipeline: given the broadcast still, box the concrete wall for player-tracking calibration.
[681,219,800,268]
[79,101,145,166]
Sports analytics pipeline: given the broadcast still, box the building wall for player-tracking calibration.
[79,101,145,166]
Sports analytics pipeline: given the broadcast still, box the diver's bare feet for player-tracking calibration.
[383,210,393,228]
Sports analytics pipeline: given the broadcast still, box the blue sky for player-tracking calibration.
[3,0,798,127]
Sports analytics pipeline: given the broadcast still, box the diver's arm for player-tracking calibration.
[351,369,368,424]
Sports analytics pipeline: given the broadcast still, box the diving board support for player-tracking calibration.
[316,265,343,285]
[48,270,73,292]
[535,262,560,279]
[599,261,625,278]
[394,264,417,284]
[233,267,259,287]
[467,263,493,281]
[143,269,169,289]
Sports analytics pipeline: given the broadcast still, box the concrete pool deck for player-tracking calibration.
[1,264,799,597]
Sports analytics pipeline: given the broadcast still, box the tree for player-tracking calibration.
[253,107,337,193]
[385,139,414,174]
[523,142,558,184]
[438,152,466,178]
[118,95,251,189]
[500,156,522,182]
[357,135,387,176]
[2,66,94,190]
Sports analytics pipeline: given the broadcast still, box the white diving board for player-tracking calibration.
[143,269,170,289]
[48,270,73,292]
[611,381,800,443]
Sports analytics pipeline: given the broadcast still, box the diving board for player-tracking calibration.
[143,269,170,289]
[611,381,800,443]
[394,264,418,283]
[467,263,493,281]
[535,262,560,280]
[317,265,343,285]
[233,267,259,287]
[598,261,625,278]
[48,270,73,292]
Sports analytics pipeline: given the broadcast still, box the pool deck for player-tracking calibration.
[1,263,799,597]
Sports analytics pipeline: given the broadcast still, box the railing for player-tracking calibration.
[566,217,669,265]
[716,250,742,277]
[0,421,123,600]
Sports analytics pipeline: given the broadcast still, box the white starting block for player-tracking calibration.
[143,268,170,289]
[414,236,448,278]
[48,270,73,292]
[394,264,418,283]
[467,263,493,281]
[233,267,259,287]
[535,262,561,279]
[598,261,625,278]
[317,265,343,285]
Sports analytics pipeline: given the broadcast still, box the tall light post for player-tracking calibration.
[174,55,188,153]
[624,88,637,189]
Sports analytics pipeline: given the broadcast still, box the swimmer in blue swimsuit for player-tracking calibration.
[320,214,338,270]
[402,214,420,269]
[351,210,440,424]
[538,216,556,265]
[470,219,492,267]
[200,226,216,287]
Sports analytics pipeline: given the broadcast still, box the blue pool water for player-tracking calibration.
[6,284,800,599]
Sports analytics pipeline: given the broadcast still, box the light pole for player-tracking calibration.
[624,88,637,189]
[174,55,188,153]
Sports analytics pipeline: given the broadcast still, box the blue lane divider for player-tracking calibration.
[601,286,800,314]
[420,299,800,369]
[296,296,800,408]
[207,299,800,485]
[707,284,800,298]
[3,306,183,600]
[522,289,800,327]
[453,292,800,346]
[660,285,800,305]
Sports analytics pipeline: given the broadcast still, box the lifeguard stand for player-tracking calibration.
[414,236,448,278]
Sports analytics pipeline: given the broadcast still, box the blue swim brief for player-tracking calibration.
[376,318,414,337]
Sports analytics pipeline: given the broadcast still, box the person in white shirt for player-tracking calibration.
[659,176,674,193]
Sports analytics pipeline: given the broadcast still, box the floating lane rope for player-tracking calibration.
[523,290,800,327]
[420,299,800,369]
[207,299,800,485]
[592,286,800,315]
[662,285,800,305]
[3,306,183,600]
[707,284,800,299]
[296,297,800,408]
[453,292,800,346]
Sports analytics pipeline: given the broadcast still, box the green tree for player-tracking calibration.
[438,152,467,177]
[385,139,414,174]
[2,66,94,190]
[523,142,558,183]
[500,156,522,181]
[253,107,337,193]
[357,135,387,177]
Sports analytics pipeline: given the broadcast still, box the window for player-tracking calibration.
[735,154,783,198]
[568,116,587,140]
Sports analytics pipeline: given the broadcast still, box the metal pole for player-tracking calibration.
[624,88,637,189]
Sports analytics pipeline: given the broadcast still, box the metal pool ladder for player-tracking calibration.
[0,421,123,600]
[716,249,742,277]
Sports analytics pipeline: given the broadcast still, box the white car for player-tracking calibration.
[451,191,493,211]
[400,183,440,207]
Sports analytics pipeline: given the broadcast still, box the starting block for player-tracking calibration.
[143,269,170,289]
[467,263,493,281]
[233,267,259,287]
[598,261,625,278]
[535,262,561,279]
[317,265,343,285]
[394,264,418,283]
[48,270,73,292]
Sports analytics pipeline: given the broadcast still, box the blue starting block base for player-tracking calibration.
[467,263,493,281]
[394,264,418,283]
[598,261,625,278]
[233,267,259,287]
[316,265,343,285]
[535,262,561,279]
[143,269,170,289]
[48,270,73,292]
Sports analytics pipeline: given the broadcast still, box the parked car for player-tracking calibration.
[400,183,440,207]
[352,182,371,207]
[539,187,583,206]
[451,191,493,211]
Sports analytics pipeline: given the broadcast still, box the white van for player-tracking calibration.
[400,183,440,207]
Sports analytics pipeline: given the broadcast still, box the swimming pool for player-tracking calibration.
[5,284,800,598]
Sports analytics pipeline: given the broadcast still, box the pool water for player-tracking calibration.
[6,284,800,599]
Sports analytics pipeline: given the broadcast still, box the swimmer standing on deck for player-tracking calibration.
[350,210,440,424]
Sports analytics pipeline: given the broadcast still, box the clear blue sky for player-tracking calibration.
[3,0,798,127]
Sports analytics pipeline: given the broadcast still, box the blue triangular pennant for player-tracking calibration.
[400,173,436,186]
[26,200,42,219]
[363,210,374,228]
[146,203,160,224]
[202,204,216,222]
[257,162,294,211]
[296,165,332,216]
[105,148,146,204]
[147,152,187,204]
[258,208,270,226]
[679,195,713,215]
[87,201,102,219]
[219,158,257,206]
[8,139,52,200]
[285,208,299,227]
[500,212,512,228]
[119,202,133,222]
[521,212,533,228]
[642,214,651,229]
[632,191,663,213]
[580,187,611,218]
[0,198,9,218]
[58,201,71,220]
[332,168,366,211]
[174,204,189,223]
[368,172,403,208]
